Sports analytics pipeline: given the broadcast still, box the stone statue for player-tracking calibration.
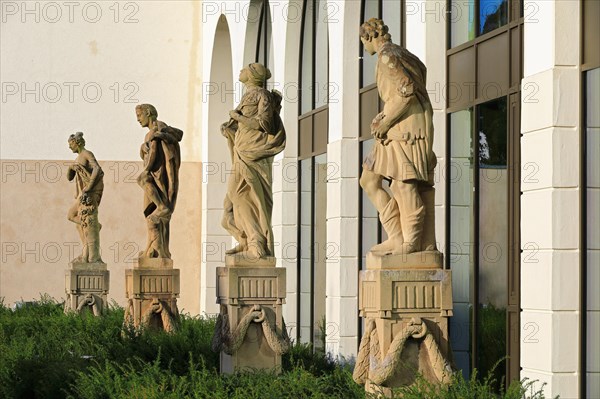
[354,20,454,396]
[135,104,183,259]
[359,18,438,255]
[221,63,286,259]
[67,132,104,263]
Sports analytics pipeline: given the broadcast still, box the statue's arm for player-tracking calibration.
[229,92,271,132]
[143,140,158,172]
[229,110,261,131]
[85,153,103,192]
[67,165,75,181]
[381,95,413,128]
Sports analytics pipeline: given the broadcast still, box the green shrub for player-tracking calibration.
[0,298,555,399]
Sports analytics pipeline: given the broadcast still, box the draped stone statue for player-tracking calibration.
[135,104,183,259]
[359,18,438,255]
[220,63,286,260]
[67,132,104,263]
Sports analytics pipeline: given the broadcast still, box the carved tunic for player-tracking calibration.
[364,42,436,184]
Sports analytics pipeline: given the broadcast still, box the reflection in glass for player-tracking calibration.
[450,0,475,48]
[477,98,508,390]
[449,109,474,379]
[479,0,508,35]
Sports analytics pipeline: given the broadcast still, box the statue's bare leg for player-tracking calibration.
[390,180,425,254]
[137,172,169,217]
[360,169,404,253]
[222,194,247,255]
[68,202,85,261]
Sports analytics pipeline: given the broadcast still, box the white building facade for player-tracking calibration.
[0,0,597,397]
[199,1,598,397]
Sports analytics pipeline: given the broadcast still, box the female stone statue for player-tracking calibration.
[135,104,183,259]
[221,63,286,259]
[67,132,104,263]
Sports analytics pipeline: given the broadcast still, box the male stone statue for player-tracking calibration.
[220,63,286,260]
[359,18,437,255]
[135,104,183,259]
[67,132,104,263]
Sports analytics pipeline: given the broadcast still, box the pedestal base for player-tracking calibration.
[124,257,179,332]
[64,261,109,316]
[354,251,454,396]
[213,258,289,373]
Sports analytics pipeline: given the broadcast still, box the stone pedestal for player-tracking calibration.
[64,261,110,316]
[124,257,180,332]
[354,251,454,396]
[213,255,290,373]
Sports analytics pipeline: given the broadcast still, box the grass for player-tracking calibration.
[0,297,552,399]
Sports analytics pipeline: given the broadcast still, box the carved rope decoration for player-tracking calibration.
[353,318,453,386]
[212,305,291,356]
[140,298,177,332]
[75,293,101,316]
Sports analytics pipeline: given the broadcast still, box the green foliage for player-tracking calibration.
[390,366,550,399]
[0,298,555,399]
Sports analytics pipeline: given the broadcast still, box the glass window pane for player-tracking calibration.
[382,0,401,46]
[361,0,379,87]
[479,0,508,35]
[361,139,379,267]
[450,0,475,48]
[313,154,327,347]
[301,0,314,114]
[477,97,508,390]
[449,108,474,379]
[299,159,313,343]
[314,0,328,108]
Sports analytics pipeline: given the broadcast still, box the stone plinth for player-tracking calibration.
[213,255,290,373]
[354,250,454,396]
[64,261,110,316]
[124,257,179,332]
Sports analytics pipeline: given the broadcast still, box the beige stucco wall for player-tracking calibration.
[1,1,204,314]
[0,160,201,314]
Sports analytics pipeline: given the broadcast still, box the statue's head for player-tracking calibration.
[360,18,391,55]
[135,104,158,128]
[240,63,271,87]
[68,132,85,153]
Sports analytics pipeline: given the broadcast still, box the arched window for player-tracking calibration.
[255,0,273,74]
[297,0,329,348]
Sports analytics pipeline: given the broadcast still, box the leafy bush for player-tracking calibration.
[0,297,554,399]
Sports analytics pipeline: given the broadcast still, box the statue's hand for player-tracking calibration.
[229,110,241,121]
[371,119,390,140]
